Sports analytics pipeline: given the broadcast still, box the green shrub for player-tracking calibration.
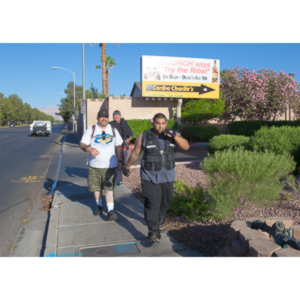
[200,147,296,220]
[249,126,300,171]
[181,97,225,124]
[167,179,215,222]
[126,119,179,142]
[207,134,250,155]
[181,125,220,142]
[229,120,300,136]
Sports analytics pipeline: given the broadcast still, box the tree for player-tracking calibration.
[181,93,225,124]
[93,43,119,97]
[100,43,106,96]
[96,56,117,97]
[58,81,85,122]
[221,67,300,121]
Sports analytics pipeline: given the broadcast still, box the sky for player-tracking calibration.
[1,43,300,110]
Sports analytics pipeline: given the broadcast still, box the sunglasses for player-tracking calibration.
[102,131,106,140]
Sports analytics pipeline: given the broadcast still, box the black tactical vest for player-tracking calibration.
[142,129,176,171]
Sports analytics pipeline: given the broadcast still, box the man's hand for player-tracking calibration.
[123,167,131,177]
[117,161,124,171]
[163,128,177,138]
[88,147,100,157]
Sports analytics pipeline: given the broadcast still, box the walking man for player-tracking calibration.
[123,113,189,245]
[109,110,133,186]
[79,109,124,221]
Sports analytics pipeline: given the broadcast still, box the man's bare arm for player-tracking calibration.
[125,133,143,170]
[79,142,100,157]
[173,132,189,151]
[115,144,123,161]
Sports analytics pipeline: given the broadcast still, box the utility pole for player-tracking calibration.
[82,43,86,133]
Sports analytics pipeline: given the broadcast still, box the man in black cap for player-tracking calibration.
[80,109,124,221]
[109,110,133,186]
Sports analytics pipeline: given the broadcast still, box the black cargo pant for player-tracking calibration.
[141,179,174,235]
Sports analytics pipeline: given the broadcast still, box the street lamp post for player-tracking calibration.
[52,66,76,124]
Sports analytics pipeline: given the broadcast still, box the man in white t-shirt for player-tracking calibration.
[80,109,124,221]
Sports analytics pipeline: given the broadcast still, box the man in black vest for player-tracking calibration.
[109,110,133,186]
[123,113,189,246]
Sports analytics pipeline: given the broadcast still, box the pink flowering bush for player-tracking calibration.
[221,67,300,121]
[167,179,215,222]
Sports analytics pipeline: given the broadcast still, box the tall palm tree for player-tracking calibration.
[96,56,117,97]
[105,56,116,97]
[100,43,106,96]
[93,43,119,97]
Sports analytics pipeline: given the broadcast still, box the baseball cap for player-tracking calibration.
[98,109,109,118]
[113,110,121,117]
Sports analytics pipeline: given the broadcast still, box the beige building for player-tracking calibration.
[77,82,180,137]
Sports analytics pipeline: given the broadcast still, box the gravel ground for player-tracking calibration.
[123,162,300,256]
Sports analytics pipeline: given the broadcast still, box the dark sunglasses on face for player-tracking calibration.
[102,131,106,140]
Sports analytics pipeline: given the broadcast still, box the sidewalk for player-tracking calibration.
[44,131,192,257]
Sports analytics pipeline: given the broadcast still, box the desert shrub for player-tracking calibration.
[207,134,250,155]
[229,120,300,137]
[181,125,220,142]
[249,126,300,171]
[126,119,179,142]
[200,147,296,220]
[167,179,215,222]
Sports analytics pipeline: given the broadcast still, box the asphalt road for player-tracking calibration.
[0,124,66,256]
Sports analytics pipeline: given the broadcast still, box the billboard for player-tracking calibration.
[141,55,220,99]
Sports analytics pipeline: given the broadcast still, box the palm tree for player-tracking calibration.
[93,43,119,97]
[100,43,106,96]
[96,56,117,97]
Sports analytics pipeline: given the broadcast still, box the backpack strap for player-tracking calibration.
[111,125,116,138]
[91,125,96,139]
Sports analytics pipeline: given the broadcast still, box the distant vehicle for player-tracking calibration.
[30,120,52,136]
[9,123,15,127]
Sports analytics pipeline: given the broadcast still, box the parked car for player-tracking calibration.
[9,123,15,127]
[30,120,52,136]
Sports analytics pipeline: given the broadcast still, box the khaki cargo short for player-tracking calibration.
[88,166,116,192]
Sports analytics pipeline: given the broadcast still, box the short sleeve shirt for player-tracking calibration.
[80,124,123,168]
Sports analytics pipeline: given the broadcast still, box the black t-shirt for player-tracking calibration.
[109,118,133,141]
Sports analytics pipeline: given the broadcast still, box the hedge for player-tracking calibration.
[207,134,250,155]
[181,125,220,142]
[249,126,300,171]
[229,120,300,136]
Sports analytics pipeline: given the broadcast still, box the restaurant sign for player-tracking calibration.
[141,55,220,99]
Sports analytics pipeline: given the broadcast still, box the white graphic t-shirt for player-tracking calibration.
[80,124,123,168]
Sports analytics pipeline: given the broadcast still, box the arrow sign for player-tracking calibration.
[146,84,215,95]
[193,84,215,95]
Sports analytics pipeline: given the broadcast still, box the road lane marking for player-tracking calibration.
[11,176,45,183]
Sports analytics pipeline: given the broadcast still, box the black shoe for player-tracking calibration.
[148,230,161,246]
[107,210,118,221]
[158,223,166,233]
[93,205,103,216]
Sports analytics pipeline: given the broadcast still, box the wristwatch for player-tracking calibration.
[118,160,124,163]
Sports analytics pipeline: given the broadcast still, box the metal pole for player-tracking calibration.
[73,72,76,120]
[176,98,183,133]
[82,43,86,133]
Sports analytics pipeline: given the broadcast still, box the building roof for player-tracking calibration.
[130,82,141,97]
